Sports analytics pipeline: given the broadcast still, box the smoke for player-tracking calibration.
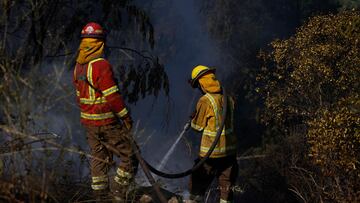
[1,0,223,195]
[129,0,223,192]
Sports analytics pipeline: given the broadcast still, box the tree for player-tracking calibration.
[0,0,169,103]
[198,0,343,152]
[198,1,360,202]
[0,1,169,201]
[257,11,360,202]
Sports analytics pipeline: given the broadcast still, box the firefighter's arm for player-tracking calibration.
[121,114,133,130]
[96,61,132,129]
[191,98,209,132]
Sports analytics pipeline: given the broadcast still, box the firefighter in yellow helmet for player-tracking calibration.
[187,65,238,203]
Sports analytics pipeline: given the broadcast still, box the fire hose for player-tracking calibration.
[98,90,227,202]
[97,137,169,203]
[78,55,228,179]
[142,90,228,179]
[5,91,227,203]
[82,75,228,201]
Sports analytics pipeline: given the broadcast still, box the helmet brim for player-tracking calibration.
[81,34,105,39]
[190,68,216,88]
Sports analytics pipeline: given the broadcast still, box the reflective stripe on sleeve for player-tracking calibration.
[102,85,119,97]
[191,121,204,131]
[76,90,80,96]
[116,108,128,118]
[80,112,115,120]
[203,128,233,137]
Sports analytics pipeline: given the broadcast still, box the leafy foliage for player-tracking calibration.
[257,11,360,202]
[0,0,169,103]
[198,0,345,153]
[308,97,359,174]
[199,1,360,202]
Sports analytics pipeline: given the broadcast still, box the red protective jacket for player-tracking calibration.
[73,58,128,126]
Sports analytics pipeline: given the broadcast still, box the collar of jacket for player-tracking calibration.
[76,38,105,64]
[198,73,222,94]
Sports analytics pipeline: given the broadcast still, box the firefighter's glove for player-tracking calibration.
[122,115,133,131]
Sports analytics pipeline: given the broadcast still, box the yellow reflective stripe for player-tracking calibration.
[92,175,108,183]
[203,94,234,137]
[203,130,217,136]
[116,168,132,179]
[114,167,132,185]
[200,145,237,154]
[91,183,108,190]
[191,121,204,131]
[102,85,119,97]
[76,90,80,96]
[200,146,225,153]
[220,199,232,203]
[203,128,233,137]
[89,58,104,64]
[204,94,219,129]
[80,112,115,120]
[87,60,95,100]
[116,108,128,118]
[114,176,130,185]
[79,97,107,104]
[87,58,104,100]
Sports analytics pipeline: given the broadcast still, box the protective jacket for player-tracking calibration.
[73,58,129,126]
[191,73,237,158]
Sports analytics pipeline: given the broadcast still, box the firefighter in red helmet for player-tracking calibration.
[73,22,137,202]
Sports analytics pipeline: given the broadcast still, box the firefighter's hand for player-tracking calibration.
[122,115,133,131]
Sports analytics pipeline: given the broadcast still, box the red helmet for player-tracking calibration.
[81,22,105,38]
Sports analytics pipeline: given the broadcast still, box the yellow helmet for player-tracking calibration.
[189,65,216,87]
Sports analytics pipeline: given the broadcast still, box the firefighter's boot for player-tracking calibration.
[112,168,133,202]
[93,188,111,203]
[91,175,110,202]
[111,181,129,202]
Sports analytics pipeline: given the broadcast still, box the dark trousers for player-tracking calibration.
[85,123,138,191]
[189,155,238,201]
